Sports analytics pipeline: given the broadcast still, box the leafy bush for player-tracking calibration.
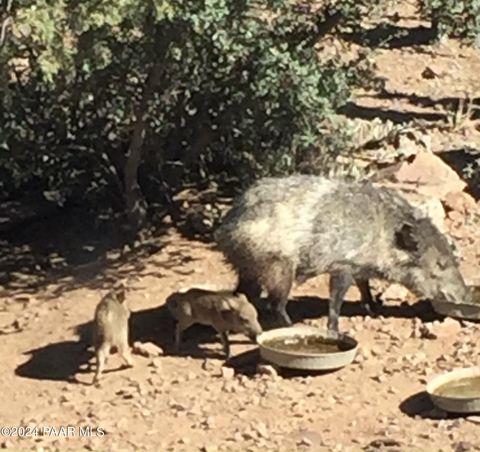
[420,0,480,41]
[1,0,385,224]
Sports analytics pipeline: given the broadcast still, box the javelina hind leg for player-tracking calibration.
[355,278,380,316]
[119,343,134,369]
[93,343,109,384]
[328,272,354,334]
[264,258,294,327]
[174,320,193,353]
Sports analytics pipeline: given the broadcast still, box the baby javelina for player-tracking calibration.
[166,288,263,358]
[92,282,134,384]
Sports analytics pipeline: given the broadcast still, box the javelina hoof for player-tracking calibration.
[363,300,381,317]
[280,314,293,327]
[325,329,340,340]
[257,305,292,330]
[270,311,292,328]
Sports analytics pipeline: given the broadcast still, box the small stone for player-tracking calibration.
[436,318,463,337]
[353,353,365,364]
[59,394,70,403]
[368,437,402,448]
[421,66,437,79]
[133,341,163,358]
[149,357,163,369]
[256,422,269,439]
[419,323,437,339]
[186,371,197,381]
[242,429,255,440]
[256,364,278,378]
[202,358,223,372]
[371,375,385,383]
[466,415,480,425]
[187,403,202,416]
[297,437,313,446]
[201,446,219,452]
[392,150,466,199]
[454,441,476,452]
[448,210,464,224]
[221,366,235,379]
[444,191,476,215]
[169,401,188,412]
[204,416,215,429]
[233,432,243,442]
[421,318,463,339]
[221,381,237,393]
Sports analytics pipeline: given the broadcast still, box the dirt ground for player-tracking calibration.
[2,2,480,452]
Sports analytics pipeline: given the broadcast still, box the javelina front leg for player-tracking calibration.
[174,320,192,353]
[264,258,294,327]
[218,331,230,358]
[237,275,262,307]
[328,272,354,334]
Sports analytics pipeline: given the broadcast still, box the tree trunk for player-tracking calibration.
[124,63,164,232]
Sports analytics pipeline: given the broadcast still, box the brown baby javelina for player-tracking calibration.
[166,288,263,358]
[92,283,134,384]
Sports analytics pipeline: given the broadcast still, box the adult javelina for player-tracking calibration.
[166,288,263,358]
[214,175,469,332]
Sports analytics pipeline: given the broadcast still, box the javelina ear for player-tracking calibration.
[394,223,419,253]
[219,301,235,324]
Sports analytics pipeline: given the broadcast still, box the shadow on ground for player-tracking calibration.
[400,391,469,421]
[15,340,94,384]
[15,303,251,383]
[342,24,436,49]
[438,149,480,200]
[0,204,204,300]
[340,90,480,126]
[14,292,443,383]
[288,296,442,323]
[339,101,447,124]
[224,347,342,379]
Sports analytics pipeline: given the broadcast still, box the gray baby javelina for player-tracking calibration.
[166,288,263,358]
[92,282,134,384]
[214,174,469,333]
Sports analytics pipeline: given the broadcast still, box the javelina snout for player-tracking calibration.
[230,293,263,340]
[215,175,469,333]
[166,288,262,358]
[387,220,469,305]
